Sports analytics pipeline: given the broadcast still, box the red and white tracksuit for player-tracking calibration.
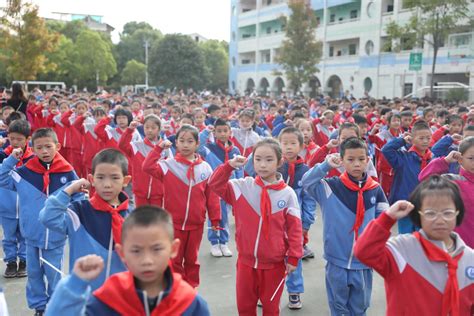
[209,163,303,316]
[142,147,221,288]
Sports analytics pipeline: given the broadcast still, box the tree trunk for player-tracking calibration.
[430,44,438,99]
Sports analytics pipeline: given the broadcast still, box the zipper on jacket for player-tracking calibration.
[44,164,50,250]
[182,179,193,231]
[143,290,150,316]
[253,218,263,269]
[147,177,153,199]
[105,226,114,279]
[15,193,19,219]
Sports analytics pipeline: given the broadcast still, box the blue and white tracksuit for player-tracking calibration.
[302,161,388,316]
[198,129,243,246]
[39,191,129,290]
[0,155,80,311]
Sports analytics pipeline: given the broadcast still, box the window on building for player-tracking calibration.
[329,46,334,57]
[267,0,272,5]
[266,27,272,34]
[350,10,358,19]
[242,59,251,64]
[316,16,321,25]
[365,41,374,55]
[330,14,336,23]
[349,44,357,55]
[337,50,342,57]
[364,77,373,92]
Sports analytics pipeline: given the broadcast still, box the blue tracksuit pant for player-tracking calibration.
[26,243,64,310]
[207,200,230,245]
[1,217,26,263]
[286,258,304,293]
[325,262,372,316]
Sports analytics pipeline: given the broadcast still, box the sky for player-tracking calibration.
[31,0,231,43]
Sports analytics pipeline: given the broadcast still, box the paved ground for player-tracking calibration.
[0,217,387,315]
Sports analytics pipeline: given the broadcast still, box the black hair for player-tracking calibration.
[214,118,230,128]
[446,114,463,125]
[238,109,256,120]
[400,110,413,118]
[411,120,431,134]
[8,119,30,138]
[340,137,368,158]
[92,107,106,117]
[458,106,468,114]
[268,103,277,109]
[436,109,449,118]
[339,122,360,138]
[121,205,174,242]
[207,104,221,115]
[176,124,199,142]
[388,113,401,124]
[181,113,195,125]
[171,105,183,114]
[409,175,465,227]
[353,114,368,125]
[92,148,128,176]
[31,128,58,145]
[143,114,161,129]
[459,136,474,155]
[5,111,26,126]
[464,125,474,133]
[279,127,304,145]
[380,108,392,116]
[422,107,434,117]
[114,109,133,126]
[252,138,282,162]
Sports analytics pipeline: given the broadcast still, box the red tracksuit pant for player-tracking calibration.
[135,196,163,207]
[379,171,394,197]
[173,227,204,288]
[236,259,286,316]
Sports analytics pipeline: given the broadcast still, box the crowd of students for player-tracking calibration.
[0,84,473,315]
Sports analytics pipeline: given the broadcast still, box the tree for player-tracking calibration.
[385,0,473,97]
[0,0,59,81]
[72,29,117,88]
[46,19,88,42]
[149,34,209,90]
[200,40,229,92]
[38,34,77,85]
[121,60,146,85]
[275,0,322,94]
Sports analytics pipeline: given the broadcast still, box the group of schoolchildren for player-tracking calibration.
[0,91,473,316]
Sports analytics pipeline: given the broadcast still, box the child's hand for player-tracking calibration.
[84,111,92,118]
[51,109,59,115]
[229,155,247,169]
[326,153,342,169]
[129,120,140,130]
[159,140,172,150]
[286,263,297,274]
[206,125,215,132]
[284,119,294,126]
[403,133,412,145]
[11,148,23,160]
[443,124,450,131]
[370,123,381,135]
[64,178,90,196]
[451,133,462,143]
[0,137,6,147]
[326,139,339,149]
[385,200,414,220]
[445,150,461,164]
[73,255,104,282]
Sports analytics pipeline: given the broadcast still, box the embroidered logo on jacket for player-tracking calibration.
[466,266,474,280]
[60,176,67,184]
[277,200,286,208]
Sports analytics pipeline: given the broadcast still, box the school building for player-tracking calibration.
[229,0,474,100]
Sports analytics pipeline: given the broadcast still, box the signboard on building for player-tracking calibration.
[409,52,423,71]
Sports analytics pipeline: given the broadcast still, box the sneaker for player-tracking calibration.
[302,245,315,260]
[3,261,17,278]
[17,260,27,278]
[220,244,233,257]
[288,294,302,309]
[210,244,223,257]
[34,310,44,316]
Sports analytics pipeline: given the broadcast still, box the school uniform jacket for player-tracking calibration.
[354,213,474,316]
[431,135,458,159]
[209,163,303,269]
[369,128,401,176]
[0,155,80,249]
[302,161,388,269]
[45,266,210,316]
[119,128,168,202]
[381,137,432,204]
[61,110,83,154]
[142,146,221,231]
[311,119,334,147]
[230,127,259,157]
[73,115,103,172]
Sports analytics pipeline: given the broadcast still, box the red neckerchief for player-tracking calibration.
[174,153,203,182]
[414,232,462,316]
[339,172,379,240]
[196,124,206,132]
[389,128,399,138]
[4,145,34,167]
[90,192,129,245]
[409,146,432,170]
[287,157,304,186]
[94,265,196,316]
[24,153,73,194]
[115,127,124,135]
[144,137,160,148]
[255,176,287,239]
[216,140,234,162]
[304,141,318,163]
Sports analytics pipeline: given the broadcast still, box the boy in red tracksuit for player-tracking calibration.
[143,125,221,288]
[311,110,335,147]
[118,115,167,207]
[209,138,303,316]
[46,102,70,161]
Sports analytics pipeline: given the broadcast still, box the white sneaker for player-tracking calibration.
[220,244,233,257]
[210,244,223,257]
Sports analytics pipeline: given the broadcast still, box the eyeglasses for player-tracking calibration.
[418,209,459,221]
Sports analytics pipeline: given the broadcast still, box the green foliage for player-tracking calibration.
[121,59,146,85]
[72,29,117,87]
[46,19,88,42]
[0,0,59,81]
[446,88,468,101]
[275,0,322,93]
[200,40,229,92]
[149,34,209,90]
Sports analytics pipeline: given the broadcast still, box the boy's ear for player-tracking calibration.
[87,174,94,186]
[123,175,132,187]
[115,243,125,262]
[170,238,180,260]
[277,157,284,168]
[56,142,61,151]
